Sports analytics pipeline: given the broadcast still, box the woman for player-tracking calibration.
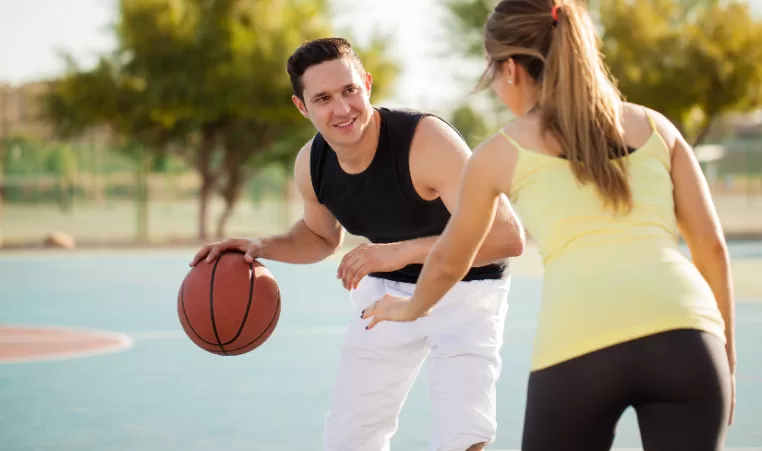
[361,0,735,449]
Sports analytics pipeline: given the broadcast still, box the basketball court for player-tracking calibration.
[1,242,761,450]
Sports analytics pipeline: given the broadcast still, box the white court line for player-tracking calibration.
[129,326,350,340]
[127,322,540,341]
[0,336,124,343]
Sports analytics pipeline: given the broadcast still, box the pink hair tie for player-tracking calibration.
[551,5,560,21]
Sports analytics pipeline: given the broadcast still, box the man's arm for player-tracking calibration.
[363,131,525,326]
[191,141,344,266]
[256,141,344,263]
[402,116,525,266]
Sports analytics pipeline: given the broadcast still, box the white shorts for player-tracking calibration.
[323,275,511,451]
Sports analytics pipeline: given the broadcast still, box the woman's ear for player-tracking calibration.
[499,58,517,85]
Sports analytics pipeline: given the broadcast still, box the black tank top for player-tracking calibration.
[310,107,507,283]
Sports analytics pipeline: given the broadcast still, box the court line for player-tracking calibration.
[128,322,541,341]
[129,326,351,340]
[0,336,127,343]
[0,339,133,364]
[0,324,134,364]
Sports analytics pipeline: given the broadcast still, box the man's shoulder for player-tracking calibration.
[375,106,436,121]
[378,106,461,139]
[294,138,315,172]
[377,105,428,117]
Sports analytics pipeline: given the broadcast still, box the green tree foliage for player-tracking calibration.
[600,0,762,144]
[42,0,400,240]
[449,103,490,148]
[443,0,494,59]
[444,0,762,145]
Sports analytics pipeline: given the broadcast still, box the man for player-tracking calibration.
[190,37,525,451]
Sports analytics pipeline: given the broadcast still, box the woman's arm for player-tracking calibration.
[363,134,519,328]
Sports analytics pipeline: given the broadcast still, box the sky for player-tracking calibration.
[0,0,760,115]
[0,0,484,114]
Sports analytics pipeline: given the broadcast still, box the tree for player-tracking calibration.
[442,0,493,60]
[449,103,490,148]
[683,1,762,144]
[43,0,400,240]
[42,56,171,242]
[600,0,762,144]
[443,0,762,145]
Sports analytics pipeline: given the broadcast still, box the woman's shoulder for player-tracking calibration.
[621,102,680,151]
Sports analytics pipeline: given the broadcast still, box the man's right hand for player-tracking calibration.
[189,237,262,267]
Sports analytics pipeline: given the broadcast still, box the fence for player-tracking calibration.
[1,139,761,249]
[0,139,303,247]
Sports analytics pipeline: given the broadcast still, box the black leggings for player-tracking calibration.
[521,329,732,451]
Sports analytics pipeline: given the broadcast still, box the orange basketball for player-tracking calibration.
[178,250,281,356]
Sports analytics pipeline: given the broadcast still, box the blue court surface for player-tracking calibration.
[1,246,761,451]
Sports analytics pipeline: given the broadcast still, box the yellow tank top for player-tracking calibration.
[501,113,726,371]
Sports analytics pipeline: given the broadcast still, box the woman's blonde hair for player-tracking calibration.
[480,0,632,212]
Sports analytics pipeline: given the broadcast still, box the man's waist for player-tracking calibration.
[370,261,509,284]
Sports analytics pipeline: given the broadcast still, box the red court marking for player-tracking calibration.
[0,325,133,364]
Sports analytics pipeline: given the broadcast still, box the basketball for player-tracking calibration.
[178,250,281,356]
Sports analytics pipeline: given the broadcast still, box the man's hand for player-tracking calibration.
[190,237,262,266]
[337,242,410,290]
[361,294,428,330]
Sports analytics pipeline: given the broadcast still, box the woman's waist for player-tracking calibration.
[542,248,714,301]
[541,235,684,271]
[536,268,721,341]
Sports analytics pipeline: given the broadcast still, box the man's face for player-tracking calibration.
[292,57,374,148]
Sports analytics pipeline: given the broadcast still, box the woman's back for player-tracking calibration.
[502,104,726,371]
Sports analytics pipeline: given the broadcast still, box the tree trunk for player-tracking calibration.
[198,171,215,242]
[216,145,250,239]
[196,127,219,241]
[0,90,6,248]
[692,121,713,148]
[216,171,245,239]
[0,138,4,248]
[135,146,150,243]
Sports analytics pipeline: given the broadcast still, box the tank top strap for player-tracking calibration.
[497,127,557,202]
[639,107,672,168]
[643,107,657,132]
[498,128,527,152]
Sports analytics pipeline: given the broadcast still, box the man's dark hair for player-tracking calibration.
[286,37,365,101]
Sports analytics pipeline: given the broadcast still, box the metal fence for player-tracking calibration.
[1,139,761,248]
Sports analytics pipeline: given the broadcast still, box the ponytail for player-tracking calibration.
[481,0,632,213]
[541,1,631,213]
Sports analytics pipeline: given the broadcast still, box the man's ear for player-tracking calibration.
[364,72,373,98]
[292,95,309,118]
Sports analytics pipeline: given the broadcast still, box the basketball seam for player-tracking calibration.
[180,279,216,347]
[217,260,255,346]
[223,288,281,353]
[209,255,227,355]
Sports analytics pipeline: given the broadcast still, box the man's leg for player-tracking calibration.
[323,277,429,451]
[423,279,511,451]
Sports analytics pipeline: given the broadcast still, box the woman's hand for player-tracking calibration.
[361,294,429,330]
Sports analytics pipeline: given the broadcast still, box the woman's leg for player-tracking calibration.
[632,329,732,451]
[521,344,634,451]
